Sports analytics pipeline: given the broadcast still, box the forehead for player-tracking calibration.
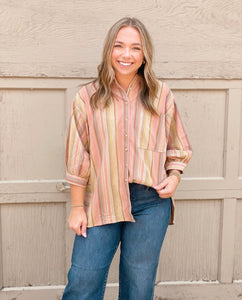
[115,26,142,44]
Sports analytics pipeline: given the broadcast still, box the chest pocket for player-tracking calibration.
[135,110,167,153]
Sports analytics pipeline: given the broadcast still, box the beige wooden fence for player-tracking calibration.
[0,1,242,299]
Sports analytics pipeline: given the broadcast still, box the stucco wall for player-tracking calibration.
[0,1,242,299]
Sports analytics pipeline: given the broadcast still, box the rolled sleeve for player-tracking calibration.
[65,93,90,187]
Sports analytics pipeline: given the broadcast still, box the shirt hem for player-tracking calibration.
[86,216,136,228]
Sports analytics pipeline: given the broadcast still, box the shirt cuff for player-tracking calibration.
[66,172,88,188]
[165,162,187,173]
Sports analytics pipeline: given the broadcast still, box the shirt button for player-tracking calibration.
[125,148,128,151]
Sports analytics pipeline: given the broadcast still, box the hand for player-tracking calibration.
[68,207,87,238]
[155,175,180,198]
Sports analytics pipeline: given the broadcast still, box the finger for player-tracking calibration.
[81,222,87,238]
[77,225,83,236]
[158,186,173,198]
[155,180,168,191]
[73,224,82,236]
[158,189,168,197]
[69,222,82,236]
[158,190,171,198]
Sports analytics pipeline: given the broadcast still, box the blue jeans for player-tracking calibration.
[62,183,171,300]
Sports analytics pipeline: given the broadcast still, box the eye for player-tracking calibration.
[114,44,122,48]
[133,47,141,51]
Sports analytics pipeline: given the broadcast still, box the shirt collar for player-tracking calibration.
[112,74,141,101]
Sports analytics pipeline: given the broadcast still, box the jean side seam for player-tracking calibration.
[100,267,110,300]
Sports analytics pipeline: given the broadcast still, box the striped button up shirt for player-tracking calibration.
[65,76,192,227]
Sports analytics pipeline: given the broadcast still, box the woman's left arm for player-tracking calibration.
[155,86,192,198]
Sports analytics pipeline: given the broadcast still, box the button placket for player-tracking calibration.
[123,97,129,183]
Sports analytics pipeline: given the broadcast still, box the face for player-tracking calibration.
[111,26,144,84]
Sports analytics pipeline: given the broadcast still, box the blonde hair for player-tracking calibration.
[91,17,159,115]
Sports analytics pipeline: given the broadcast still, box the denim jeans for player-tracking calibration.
[62,183,171,300]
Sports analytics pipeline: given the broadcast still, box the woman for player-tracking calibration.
[62,17,192,300]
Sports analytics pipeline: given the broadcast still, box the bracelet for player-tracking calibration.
[168,170,181,182]
[71,204,84,208]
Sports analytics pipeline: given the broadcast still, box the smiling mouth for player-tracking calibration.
[118,61,133,66]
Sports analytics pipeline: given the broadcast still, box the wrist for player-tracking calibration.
[71,204,85,210]
[168,170,181,182]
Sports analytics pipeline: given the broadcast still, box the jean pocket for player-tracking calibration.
[130,183,159,201]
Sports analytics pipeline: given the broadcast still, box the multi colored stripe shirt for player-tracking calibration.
[65,76,192,227]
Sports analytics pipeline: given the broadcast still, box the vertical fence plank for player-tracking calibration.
[234,199,242,279]
[0,206,3,289]
[218,89,241,283]
[224,89,242,181]
[218,198,237,283]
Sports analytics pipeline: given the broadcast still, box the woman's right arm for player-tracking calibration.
[66,93,91,238]
[68,184,87,238]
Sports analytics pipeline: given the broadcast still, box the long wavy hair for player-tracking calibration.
[91,17,159,115]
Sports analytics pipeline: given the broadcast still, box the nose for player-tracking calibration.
[122,47,131,58]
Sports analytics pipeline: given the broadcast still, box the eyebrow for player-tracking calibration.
[114,40,142,46]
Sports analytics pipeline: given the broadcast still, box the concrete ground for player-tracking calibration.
[0,282,242,299]
[104,282,242,300]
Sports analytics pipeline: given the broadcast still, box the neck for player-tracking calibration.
[115,74,137,92]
